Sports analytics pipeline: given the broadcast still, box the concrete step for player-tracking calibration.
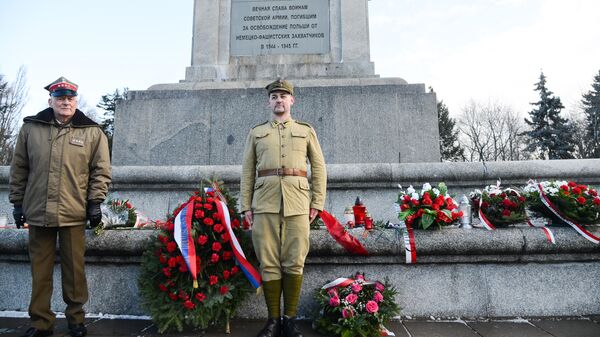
[1,317,600,337]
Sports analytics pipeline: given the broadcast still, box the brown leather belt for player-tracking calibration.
[258,168,307,177]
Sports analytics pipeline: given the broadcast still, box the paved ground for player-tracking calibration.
[1,316,600,337]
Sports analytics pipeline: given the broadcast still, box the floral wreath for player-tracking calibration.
[314,272,400,337]
[138,180,255,332]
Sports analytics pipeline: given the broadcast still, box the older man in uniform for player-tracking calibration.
[241,79,327,337]
[9,77,111,337]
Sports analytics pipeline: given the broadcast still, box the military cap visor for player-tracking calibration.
[50,89,78,97]
[266,80,294,95]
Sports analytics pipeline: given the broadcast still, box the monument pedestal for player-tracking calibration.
[112,78,439,166]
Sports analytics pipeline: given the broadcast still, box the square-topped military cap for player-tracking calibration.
[265,79,294,95]
[44,76,78,97]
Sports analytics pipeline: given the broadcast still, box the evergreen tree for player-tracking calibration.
[437,100,464,161]
[523,72,575,159]
[96,87,128,156]
[581,70,600,158]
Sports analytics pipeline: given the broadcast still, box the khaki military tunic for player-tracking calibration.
[240,119,326,280]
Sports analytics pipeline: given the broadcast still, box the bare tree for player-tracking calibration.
[0,66,28,165]
[458,100,530,162]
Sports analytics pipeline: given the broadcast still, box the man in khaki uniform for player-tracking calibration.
[241,79,326,337]
[9,77,111,337]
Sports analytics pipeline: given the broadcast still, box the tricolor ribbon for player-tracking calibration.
[401,223,417,264]
[174,200,199,288]
[537,183,600,244]
[214,196,262,288]
[320,210,368,256]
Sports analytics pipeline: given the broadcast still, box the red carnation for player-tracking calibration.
[589,189,598,197]
[410,199,420,206]
[232,218,241,228]
[194,209,205,219]
[178,290,189,300]
[576,196,587,205]
[212,242,222,252]
[166,242,177,253]
[572,187,582,195]
[220,285,229,295]
[211,253,220,263]
[159,284,168,292]
[196,293,206,302]
[198,235,208,245]
[452,211,463,220]
[168,293,178,301]
[221,232,230,243]
[499,193,507,198]
[223,251,233,261]
[168,257,177,268]
[158,234,168,244]
[578,185,588,191]
[446,203,457,211]
[422,198,433,206]
[231,266,240,275]
[593,198,600,206]
[203,218,214,226]
[432,204,440,210]
[209,275,219,285]
[159,255,167,265]
[165,221,174,232]
[206,197,214,204]
[195,292,206,302]
[212,212,220,220]
[518,196,526,203]
[204,203,213,211]
[179,264,188,273]
[213,223,224,233]
[568,181,577,187]
[400,204,410,211]
[183,300,195,310]
[481,202,490,209]
[502,209,511,217]
[162,267,172,278]
[223,270,231,280]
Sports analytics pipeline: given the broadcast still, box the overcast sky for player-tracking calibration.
[1,0,599,120]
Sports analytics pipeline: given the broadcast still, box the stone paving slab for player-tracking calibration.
[531,319,600,337]
[2,317,600,337]
[403,321,479,337]
[467,321,552,337]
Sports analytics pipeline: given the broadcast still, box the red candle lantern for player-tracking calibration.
[352,196,366,226]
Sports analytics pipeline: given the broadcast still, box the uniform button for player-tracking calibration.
[282,135,286,138]
[282,154,286,157]
[282,165,286,168]
[281,144,285,148]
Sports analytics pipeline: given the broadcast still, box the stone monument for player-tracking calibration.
[112,0,440,165]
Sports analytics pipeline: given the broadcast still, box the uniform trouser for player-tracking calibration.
[252,211,310,281]
[28,225,88,330]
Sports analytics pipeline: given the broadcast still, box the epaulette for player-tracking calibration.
[252,121,269,129]
[295,120,313,128]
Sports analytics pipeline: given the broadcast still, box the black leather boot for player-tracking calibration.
[18,328,53,337]
[282,316,303,337]
[256,317,281,337]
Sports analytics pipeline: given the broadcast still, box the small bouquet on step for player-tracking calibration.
[92,198,142,235]
[471,182,528,228]
[523,180,600,225]
[396,183,462,229]
[313,272,400,337]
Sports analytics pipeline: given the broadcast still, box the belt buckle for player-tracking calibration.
[276,168,283,176]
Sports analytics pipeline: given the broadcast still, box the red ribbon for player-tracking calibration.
[320,210,368,256]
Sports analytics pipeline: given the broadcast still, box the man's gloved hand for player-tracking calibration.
[13,205,25,229]
[87,202,102,227]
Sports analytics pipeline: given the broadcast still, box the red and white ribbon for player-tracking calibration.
[537,183,599,245]
[479,196,555,244]
[321,277,375,290]
[402,223,417,264]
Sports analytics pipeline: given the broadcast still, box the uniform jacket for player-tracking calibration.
[241,119,326,216]
[9,108,112,227]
